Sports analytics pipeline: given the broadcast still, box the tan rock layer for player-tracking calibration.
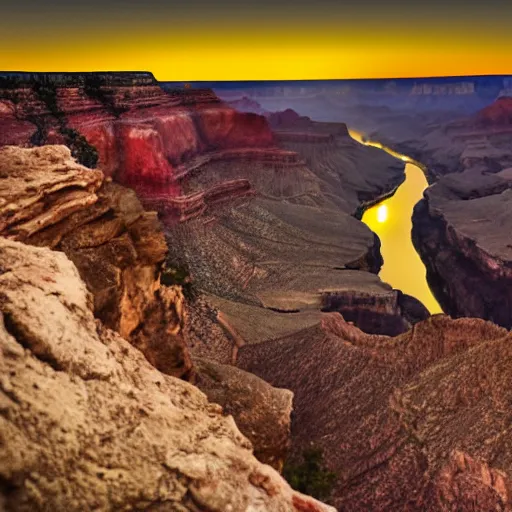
[0,236,335,512]
[0,145,192,379]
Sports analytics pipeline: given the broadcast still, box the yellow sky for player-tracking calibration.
[1,21,511,80]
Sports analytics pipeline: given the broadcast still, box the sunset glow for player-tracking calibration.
[0,5,511,80]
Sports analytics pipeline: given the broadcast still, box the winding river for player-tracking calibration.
[349,131,442,314]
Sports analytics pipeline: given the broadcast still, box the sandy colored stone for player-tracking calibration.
[194,357,293,471]
[0,237,334,512]
[0,145,191,379]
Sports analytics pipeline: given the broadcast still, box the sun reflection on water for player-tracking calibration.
[348,130,442,314]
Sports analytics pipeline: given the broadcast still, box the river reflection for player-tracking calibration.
[349,130,442,314]
[362,162,441,314]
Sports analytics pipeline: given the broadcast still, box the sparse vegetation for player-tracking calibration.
[31,82,99,168]
[283,447,337,503]
[33,82,62,119]
[61,127,99,168]
[161,262,198,302]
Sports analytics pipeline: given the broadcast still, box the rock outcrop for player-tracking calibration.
[412,169,512,327]
[237,313,512,510]
[194,357,293,471]
[0,143,304,472]
[0,236,335,512]
[0,77,276,197]
[0,144,192,378]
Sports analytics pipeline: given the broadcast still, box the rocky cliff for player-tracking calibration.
[0,236,334,512]
[0,144,295,471]
[412,169,512,327]
[237,312,512,510]
[383,98,512,326]
[0,75,275,199]
[0,144,192,379]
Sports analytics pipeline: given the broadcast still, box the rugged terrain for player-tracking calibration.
[5,73,512,510]
[0,144,294,471]
[397,97,512,327]
[0,235,334,512]
[0,74,426,341]
[238,313,512,511]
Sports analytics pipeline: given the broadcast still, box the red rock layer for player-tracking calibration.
[0,82,278,202]
[475,96,512,127]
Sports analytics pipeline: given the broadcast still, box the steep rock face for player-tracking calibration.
[412,170,512,327]
[0,144,192,379]
[163,117,413,337]
[194,357,293,471]
[0,144,298,466]
[237,313,512,510]
[0,237,335,512]
[0,77,276,198]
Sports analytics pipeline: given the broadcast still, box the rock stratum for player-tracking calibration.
[2,73,512,510]
[0,144,295,472]
[0,236,334,512]
[385,96,512,327]
[0,73,435,339]
[238,313,512,511]
[0,144,192,379]
[1,72,422,339]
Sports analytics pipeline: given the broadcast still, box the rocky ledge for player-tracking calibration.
[0,144,191,379]
[238,312,512,510]
[0,236,334,512]
[0,144,295,471]
[412,168,512,327]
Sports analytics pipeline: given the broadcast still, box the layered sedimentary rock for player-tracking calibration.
[0,143,300,468]
[162,115,412,337]
[0,144,191,377]
[0,74,423,337]
[412,169,512,327]
[0,236,335,512]
[238,313,512,510]
[0,75,276,205]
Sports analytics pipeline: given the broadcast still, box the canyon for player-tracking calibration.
[382,96,512,328]
[219,80,512,330]
[2,72,512,510]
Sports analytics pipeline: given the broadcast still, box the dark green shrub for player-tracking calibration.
[160,263,198,302]
[61,127,99,168]
[283,447,337,502]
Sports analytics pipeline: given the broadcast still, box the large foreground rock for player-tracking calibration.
[0,144,191,378]
[0,237,334,512]
[238,313,512,510]
[0,143,299,472]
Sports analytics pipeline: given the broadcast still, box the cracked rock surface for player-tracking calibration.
[0,237,335,512]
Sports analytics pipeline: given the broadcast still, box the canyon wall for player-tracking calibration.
[0,144,295,471]
[0,235,334,512]
[398,97,512,327]
[0,74,276,201]
[237,312,512,510]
